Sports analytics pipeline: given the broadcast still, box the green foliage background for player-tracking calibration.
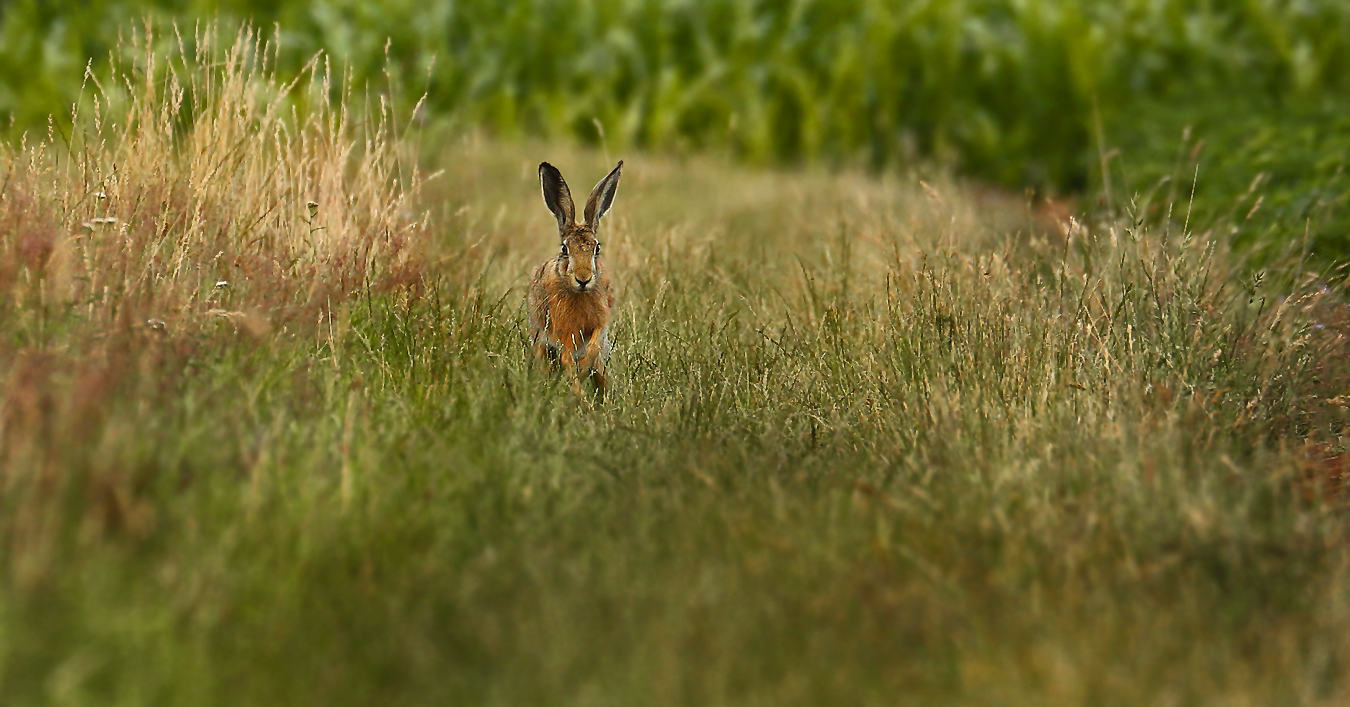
[2,1,1339,209]
[0,1,1347,247]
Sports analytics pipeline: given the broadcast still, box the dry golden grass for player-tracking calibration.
[0,25,423,344]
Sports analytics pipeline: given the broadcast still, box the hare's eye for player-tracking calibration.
[560,244,569,256]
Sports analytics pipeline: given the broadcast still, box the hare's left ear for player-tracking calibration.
[583,161,623,229]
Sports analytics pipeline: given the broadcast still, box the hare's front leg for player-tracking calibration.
[557,333,585,395]
[589,366,608,401]
[578,329,608,401]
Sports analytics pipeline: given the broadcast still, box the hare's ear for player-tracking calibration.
[583,160,623,229]
[539,162,575,232]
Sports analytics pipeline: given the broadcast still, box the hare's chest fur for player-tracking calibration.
[529,265,613,361]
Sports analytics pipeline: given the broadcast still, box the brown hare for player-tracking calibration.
[528,161,623,398]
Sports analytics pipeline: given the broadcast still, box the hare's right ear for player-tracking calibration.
[539,162,575,232]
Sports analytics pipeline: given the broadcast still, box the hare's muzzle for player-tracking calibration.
[569,256,595,291]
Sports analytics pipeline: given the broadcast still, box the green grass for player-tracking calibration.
[1104,93,1350,264]
[2,26,1350,706]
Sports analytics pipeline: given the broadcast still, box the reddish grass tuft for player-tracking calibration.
[0,24,427,561]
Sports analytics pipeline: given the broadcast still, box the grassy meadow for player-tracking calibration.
[2,22,1350,707]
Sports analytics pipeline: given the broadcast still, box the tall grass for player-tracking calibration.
[1,24,422,337]
[2,27,1349,706]
[0,24,423,581]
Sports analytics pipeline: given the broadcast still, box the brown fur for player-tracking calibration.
[528,161,623,398]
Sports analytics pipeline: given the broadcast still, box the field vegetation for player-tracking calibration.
[1,25,1349,704]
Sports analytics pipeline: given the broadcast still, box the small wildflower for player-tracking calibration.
[215,280,229,288]
[306,201,319,219]
[146,318,166,332]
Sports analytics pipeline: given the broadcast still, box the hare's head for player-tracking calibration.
[539,161,623,293]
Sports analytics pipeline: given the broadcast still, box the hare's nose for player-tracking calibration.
[575,276,592,288]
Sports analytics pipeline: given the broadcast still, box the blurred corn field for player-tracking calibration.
[5,1,1349,191]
